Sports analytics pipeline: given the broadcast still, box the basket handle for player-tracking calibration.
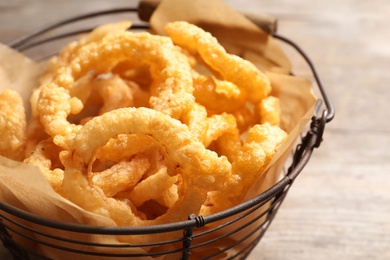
[137,0,278,34]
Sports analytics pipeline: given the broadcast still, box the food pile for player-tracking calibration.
[0,21,287,226]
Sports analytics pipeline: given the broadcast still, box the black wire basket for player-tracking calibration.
[0,4,334,260]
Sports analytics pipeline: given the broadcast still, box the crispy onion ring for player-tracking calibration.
[193,73,246,114]
[256,95,282,126]
[165,21,271,103]
[37,31,194,148]
[24,138,64,193]
[62,107,231,228]
[201,124,287,215]
[42,21,132,81]
[203,113,242,162]
[0,90,27,161]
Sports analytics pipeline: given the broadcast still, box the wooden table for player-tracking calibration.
[1,0,389,259]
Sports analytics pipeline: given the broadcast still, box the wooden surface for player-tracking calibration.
[1,0,389,259]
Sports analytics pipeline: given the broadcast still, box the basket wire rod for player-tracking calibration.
[0,219,10,242]
[200,224,264,259]
[0,229,37,259]
[238,231,264,259]
[181,214,197,260]
[285,98,325,179]
[312,109,329,148]
[228,188,291,260]
[6,240,50,260]
[303,100,328,149]
[0,219,184,259]
[0,201,196,235]
[191,191,286,253]
[226,225,267,260]
[191,186,283,242]
[14,28,92,52]
[199,210,273,260]
[16,24,149,52]
[0,211,186,252]
[200,175,292,228]
[0,220,30,260]
[7,7,141,49]
[195,189,290,260]
[286,118,321,181]
[272,34,334,123]
[0,174,291,238]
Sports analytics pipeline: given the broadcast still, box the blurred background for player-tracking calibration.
[1,0,389,259]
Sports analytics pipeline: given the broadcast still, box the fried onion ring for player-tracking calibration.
[0,90,27,161]
[62,107,231,228]
[37,31,195,148]
[165,21,271,103]
[128,166,178,207]
[44,21,132,77]
[256,95,282,126]
[23,138,64,193]
[90,157,150,198]
[201,124,287,215]
[193,74,246,114]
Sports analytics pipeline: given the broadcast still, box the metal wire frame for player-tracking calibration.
[0,6,334,260]
[7,8,148,50]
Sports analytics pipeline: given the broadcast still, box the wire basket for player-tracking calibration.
[0,4,334,260]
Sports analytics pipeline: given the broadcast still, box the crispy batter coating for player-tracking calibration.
[165,21,271,103]
[257,95,282,125]
[0,90,27,161]
[45,21,132,77]
[71,107,230,186]
[193,73,246,114]
[37,31,195,148]
[128,166,178,207]
[91,157,150,198]
[202,124,287,215]
[23,138,64,193]
[61,107,231,230]
[94,74,134,114]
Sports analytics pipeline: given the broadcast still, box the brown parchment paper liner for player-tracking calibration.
[0,0,316,258]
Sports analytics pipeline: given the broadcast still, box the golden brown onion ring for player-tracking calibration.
[0,90,27,161]
[165,21,271,103]
[37,31,195,148]
[62,107,231,227]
